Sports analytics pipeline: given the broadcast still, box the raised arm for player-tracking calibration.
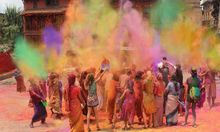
[95,70,106,83]
[120,89,127,100]
[29,90,44,100]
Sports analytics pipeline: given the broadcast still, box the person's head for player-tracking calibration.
[171,74,177,82]
[190,68,197,77]
[49,72,59,80]
[86,73,95,86]
[127,70,132,76]
[28,78,37,86]
[162,57,168,65]
[176,64,181,70]
[80,71,88,80]
[156,73,163,81]
[146,70,152,78]
[112,73,120,81]
[135,71,143,80]
[68,73,76,87]
[162,57,167,61]
[122,0,133,12]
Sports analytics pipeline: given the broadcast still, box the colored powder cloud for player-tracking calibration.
[150,0,186,30]
[43,26,63,55]
[13,37,47,78]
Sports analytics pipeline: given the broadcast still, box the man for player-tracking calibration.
[160,57,170,86]
[183,68,201,128]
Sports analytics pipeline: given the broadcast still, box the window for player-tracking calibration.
[45,0,59,6]
[33,0,38,8]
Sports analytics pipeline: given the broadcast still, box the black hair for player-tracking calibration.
[127,70,132,76]
[191,69,197,78]
[171,75,178,92]
[162,57,167,60]
[135,71,143,80]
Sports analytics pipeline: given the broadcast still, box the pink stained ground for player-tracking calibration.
[0,79,220,132]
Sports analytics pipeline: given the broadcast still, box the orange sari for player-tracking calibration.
[107,80,118,121]
[66,86,84,132]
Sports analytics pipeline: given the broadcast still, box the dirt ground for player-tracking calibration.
[0,79,220,132]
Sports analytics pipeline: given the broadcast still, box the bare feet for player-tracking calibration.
[29,123,34,128]
[97,126,101,131]
[193,124,197,128]
[181,122,187,126]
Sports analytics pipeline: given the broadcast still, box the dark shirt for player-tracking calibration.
[175,69,183,87]
[161,66,169,86]
[186,76,201,94]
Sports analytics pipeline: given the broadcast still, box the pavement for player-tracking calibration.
[0,78,220,132]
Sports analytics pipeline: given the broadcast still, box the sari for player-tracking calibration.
[107,79,118,122]
[153,80,165,127]
[121,90,135,124]
[133,80,143,120]
[48,78,62,114]
[143,77,156,115]
[165,82,179,125]
[29,84,47,123]
[67,86,84,132]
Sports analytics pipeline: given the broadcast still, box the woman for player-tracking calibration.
[175,64,184,115]
[47,72,62,119]
[133,71,144,124]
[200,67,216,109]
[64,73,85,132]
[106,73,120,125]
[164,75,180,126]
[85,70,105,131]
[143,71,156,127]
[29,78,47,128]
[153,73,165,127]
[120,75,135,130]
[79,71,88,99]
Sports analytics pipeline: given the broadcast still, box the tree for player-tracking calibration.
[0,6,22,52]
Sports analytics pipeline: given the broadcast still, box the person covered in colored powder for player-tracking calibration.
[106,72,120,127]
[199,65,216,109]
[29,78,47,128]
[47,72,63,119]
[183,68,201,128]
[133,71,144,125]
[85,70,106,131]
[120,72,136,130]
[164,75,180,126]
[175,64,185,115]
[143,70,156,128]
[153,72,165,127]
[64,73,85,132]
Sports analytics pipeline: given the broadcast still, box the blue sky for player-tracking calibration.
[0,0,24,13]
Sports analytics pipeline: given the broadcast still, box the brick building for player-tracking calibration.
[200,0,220,32]
[22,0,69,42]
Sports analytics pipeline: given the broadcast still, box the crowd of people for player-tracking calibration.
[27,57,218,132]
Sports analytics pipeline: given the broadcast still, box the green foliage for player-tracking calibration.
[0,6,22,52]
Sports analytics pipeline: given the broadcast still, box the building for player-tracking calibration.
[111,0,157,17]
[22,0,158,42]
[22,0,69,42]
[184,0,203,25]
[200,0,220,32]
